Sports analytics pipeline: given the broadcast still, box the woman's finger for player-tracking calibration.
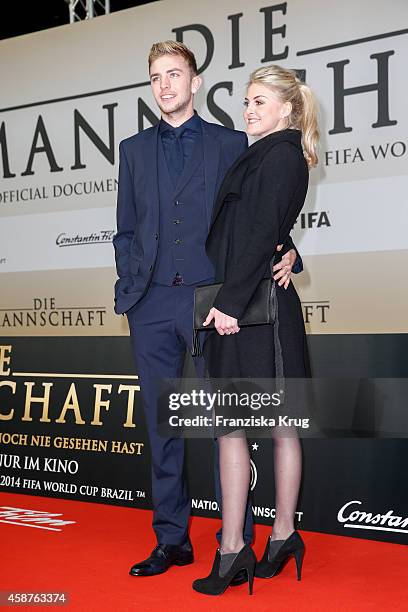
[203,308,215,327]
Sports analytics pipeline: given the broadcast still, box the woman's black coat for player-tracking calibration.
[204,128,310,379]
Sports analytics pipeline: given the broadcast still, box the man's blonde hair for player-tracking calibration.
[148,41,198,75]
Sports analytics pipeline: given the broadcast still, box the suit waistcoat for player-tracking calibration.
[152,131,214,285]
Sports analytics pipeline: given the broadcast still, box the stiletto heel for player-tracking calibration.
[255,530,305,580]
[248,565,254,595]
[192,544,257,596]
[293,547,304,580]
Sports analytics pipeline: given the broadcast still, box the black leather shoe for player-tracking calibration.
[129,539,194,576]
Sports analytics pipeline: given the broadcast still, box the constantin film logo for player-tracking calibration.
[56,230,115,247]
[337,500,408,535]
[0,297,106,329]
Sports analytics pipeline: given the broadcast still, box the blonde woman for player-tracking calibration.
[193,65,319,596]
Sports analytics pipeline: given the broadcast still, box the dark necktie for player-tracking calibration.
[167,127,185,181]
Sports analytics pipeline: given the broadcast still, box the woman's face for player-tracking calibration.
[244,83,291,138]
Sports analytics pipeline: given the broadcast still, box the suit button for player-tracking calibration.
[174,200,180,206]
[149,264,153,271]
[173,220,181,225]
[154,233,158,239]
[174,238,181,245]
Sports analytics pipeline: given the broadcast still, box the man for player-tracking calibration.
[113,41,301,578]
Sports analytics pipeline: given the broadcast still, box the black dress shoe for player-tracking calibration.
[129,539,194,576]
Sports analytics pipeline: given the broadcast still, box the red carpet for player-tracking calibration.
[0,492,406,611]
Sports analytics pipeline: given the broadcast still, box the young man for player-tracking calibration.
[113,41,301,578]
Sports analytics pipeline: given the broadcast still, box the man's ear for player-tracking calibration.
[191,75,202,95]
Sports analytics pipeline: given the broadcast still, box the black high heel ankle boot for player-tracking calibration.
[192,544,257,596]
[255,531,305,580]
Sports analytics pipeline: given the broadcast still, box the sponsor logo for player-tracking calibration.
[337,500,408,534]
[252,506,304,522]
[0,505,75,531]
[294,211,331,229]
[192,498,220,511]
[191,497,305,522]
[0,297,106,328]
[56,230,114,247]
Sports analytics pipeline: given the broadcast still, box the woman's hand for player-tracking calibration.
[203,307,240,335]
[273,245,297,289]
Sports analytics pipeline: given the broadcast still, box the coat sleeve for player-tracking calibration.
[213,143,302,319]
[112,141,136,282]
[279,235,303,274]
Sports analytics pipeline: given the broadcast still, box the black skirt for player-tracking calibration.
[203,281,310,379]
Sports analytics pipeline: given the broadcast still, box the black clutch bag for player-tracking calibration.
[192,273,277,356]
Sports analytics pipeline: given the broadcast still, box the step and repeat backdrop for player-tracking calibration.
[0,0,407,544]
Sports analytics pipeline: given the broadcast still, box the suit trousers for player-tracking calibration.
[126,283,253,545]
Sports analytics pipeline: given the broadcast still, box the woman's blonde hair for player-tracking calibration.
[248,65,319,168]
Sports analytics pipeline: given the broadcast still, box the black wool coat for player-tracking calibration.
[204,128,311,379]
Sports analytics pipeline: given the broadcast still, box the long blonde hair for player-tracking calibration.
[248,65,319,168]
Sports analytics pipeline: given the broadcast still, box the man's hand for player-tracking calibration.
[203,307,240,335]
[273,245,297,289]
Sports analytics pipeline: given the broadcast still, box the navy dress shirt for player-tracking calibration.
[159,112,201,182]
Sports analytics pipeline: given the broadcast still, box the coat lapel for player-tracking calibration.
[201,119,221,229]
[144,123,160,218]
[208,130,302,232]
[209,152,248,231]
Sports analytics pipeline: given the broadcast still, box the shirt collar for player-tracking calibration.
[159,110,200,135]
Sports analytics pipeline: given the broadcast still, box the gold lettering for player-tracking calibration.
[0,345,12,375]
[118,384,140,428]
[31,435,51,447]
[0,432,28,445]
[0,380,16,420]
[23,382,53,422]
[91,384,112,425]
[53,436,107,452]
[55,382,85,424]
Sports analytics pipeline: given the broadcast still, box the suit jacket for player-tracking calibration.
[112,117,248,314]
[207,128,309,319]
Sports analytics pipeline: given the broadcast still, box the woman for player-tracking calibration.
[192,65,319,596]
